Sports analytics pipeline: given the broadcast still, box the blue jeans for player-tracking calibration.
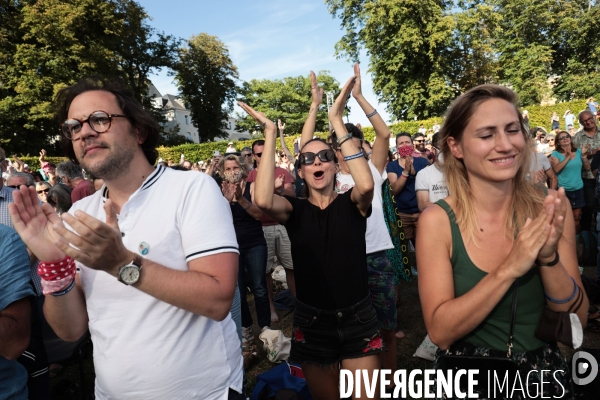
[238,244,270,329]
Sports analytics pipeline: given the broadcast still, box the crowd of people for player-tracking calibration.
[0,66,596,400]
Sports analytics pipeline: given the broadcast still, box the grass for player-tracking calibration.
[50,267,600,399]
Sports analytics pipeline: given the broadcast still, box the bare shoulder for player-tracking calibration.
[417,198,453,248]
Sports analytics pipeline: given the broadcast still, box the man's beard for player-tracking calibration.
[79,140,135,181]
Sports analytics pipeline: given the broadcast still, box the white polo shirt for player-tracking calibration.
[70,165,243,399]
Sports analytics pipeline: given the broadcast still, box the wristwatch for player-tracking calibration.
[118,254,144,285]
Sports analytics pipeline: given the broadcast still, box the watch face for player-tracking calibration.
[120,265,140,285]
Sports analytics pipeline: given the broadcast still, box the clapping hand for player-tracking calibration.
[9,186,66,262]
[351,63,363,99]
[221,182,235,202]
[238,102,276,138]
[274,174,285,190]
[309,70,324,104]
[329,75,356,123]
[536,188,568,263]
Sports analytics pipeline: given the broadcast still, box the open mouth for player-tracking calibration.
[314,171,324,178]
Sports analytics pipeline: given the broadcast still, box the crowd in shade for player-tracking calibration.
[1,64,598,400]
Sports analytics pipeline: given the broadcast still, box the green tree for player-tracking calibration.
[553,5,600,101]
[0,0,178,155]
[172,33,238,143]
[326,0,457,120]
[235,72,341,134]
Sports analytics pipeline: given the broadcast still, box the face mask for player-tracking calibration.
[397,144,414,158]
[224,169,243,184]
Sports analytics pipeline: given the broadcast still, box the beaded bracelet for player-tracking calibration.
[344,150,365,161]
[545,277,578,304]
[400,173,409,179]
[366,109,378,118]
[51,278,76,297]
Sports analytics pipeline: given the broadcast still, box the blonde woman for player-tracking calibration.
[418,85,587,398]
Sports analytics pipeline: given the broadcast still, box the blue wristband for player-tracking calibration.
[344,150,365,161]
[51,278,76,297]
[544,277,578,304]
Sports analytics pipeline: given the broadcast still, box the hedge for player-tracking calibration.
[10,99,591,166]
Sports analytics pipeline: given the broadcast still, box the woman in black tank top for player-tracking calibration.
[241,72,383,399]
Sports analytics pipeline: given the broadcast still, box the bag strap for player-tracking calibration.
[507,279,519,358]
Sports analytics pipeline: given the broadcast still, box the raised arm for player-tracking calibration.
[240,102,293,224]
[351,63,390,175]
[329,76,373,216]
[300,71,324,148]
[278,120,295,164]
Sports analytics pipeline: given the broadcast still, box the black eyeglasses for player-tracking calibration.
[414,140,424,143]
[243,154,252,157]
[254,153,262,157]
[299,149,335,165]
[61,110,128,140]
[37,188,49,194]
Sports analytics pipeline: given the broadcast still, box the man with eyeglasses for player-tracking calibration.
[573,110,600,231]
[9,78,243,399]
[246,139,295,324]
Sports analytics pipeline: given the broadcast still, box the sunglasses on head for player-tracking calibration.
[37,188,49,194]
[299,149,335,165]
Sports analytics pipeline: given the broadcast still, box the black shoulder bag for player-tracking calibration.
[436,280,520,396]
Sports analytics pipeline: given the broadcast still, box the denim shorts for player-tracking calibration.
[565,187,586,209]
[289,295,383,366]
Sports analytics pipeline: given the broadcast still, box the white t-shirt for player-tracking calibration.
[415,163,448,204]
[530,151,551,172]
[70,166,243,399]
[537,142,549,154]
[335,161,394,254]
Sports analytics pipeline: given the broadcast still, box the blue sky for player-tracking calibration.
[138,0,391,127]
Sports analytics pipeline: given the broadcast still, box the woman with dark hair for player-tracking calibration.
[246,73,381,399]
[216,154,270,342]
[419,84,587,398]
[47,183,73,215]
[550,131,590,232]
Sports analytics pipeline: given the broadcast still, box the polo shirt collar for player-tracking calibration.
[101,164,166,202]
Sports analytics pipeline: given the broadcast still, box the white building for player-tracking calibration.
[149,83,250,143]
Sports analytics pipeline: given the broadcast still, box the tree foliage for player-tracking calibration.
[327,0,600,119]
[236,71,341,134]
[0,0,179,155]
[171,33,239,143]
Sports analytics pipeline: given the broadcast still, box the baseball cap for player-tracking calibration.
[228,142,233,145]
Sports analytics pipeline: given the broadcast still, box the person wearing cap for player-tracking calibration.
[225,142,237,154]
[9,78,243,399]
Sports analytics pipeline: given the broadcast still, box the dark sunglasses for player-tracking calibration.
[243,154,252,157]
[8,184,33,189]
[558,136,570,141]
[253,152,262,157]
[62,110,127,140]
[414,140,425,143]
[299,149,335,165]
[37,188,49,194]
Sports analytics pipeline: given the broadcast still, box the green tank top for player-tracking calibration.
[436,199,546,352]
